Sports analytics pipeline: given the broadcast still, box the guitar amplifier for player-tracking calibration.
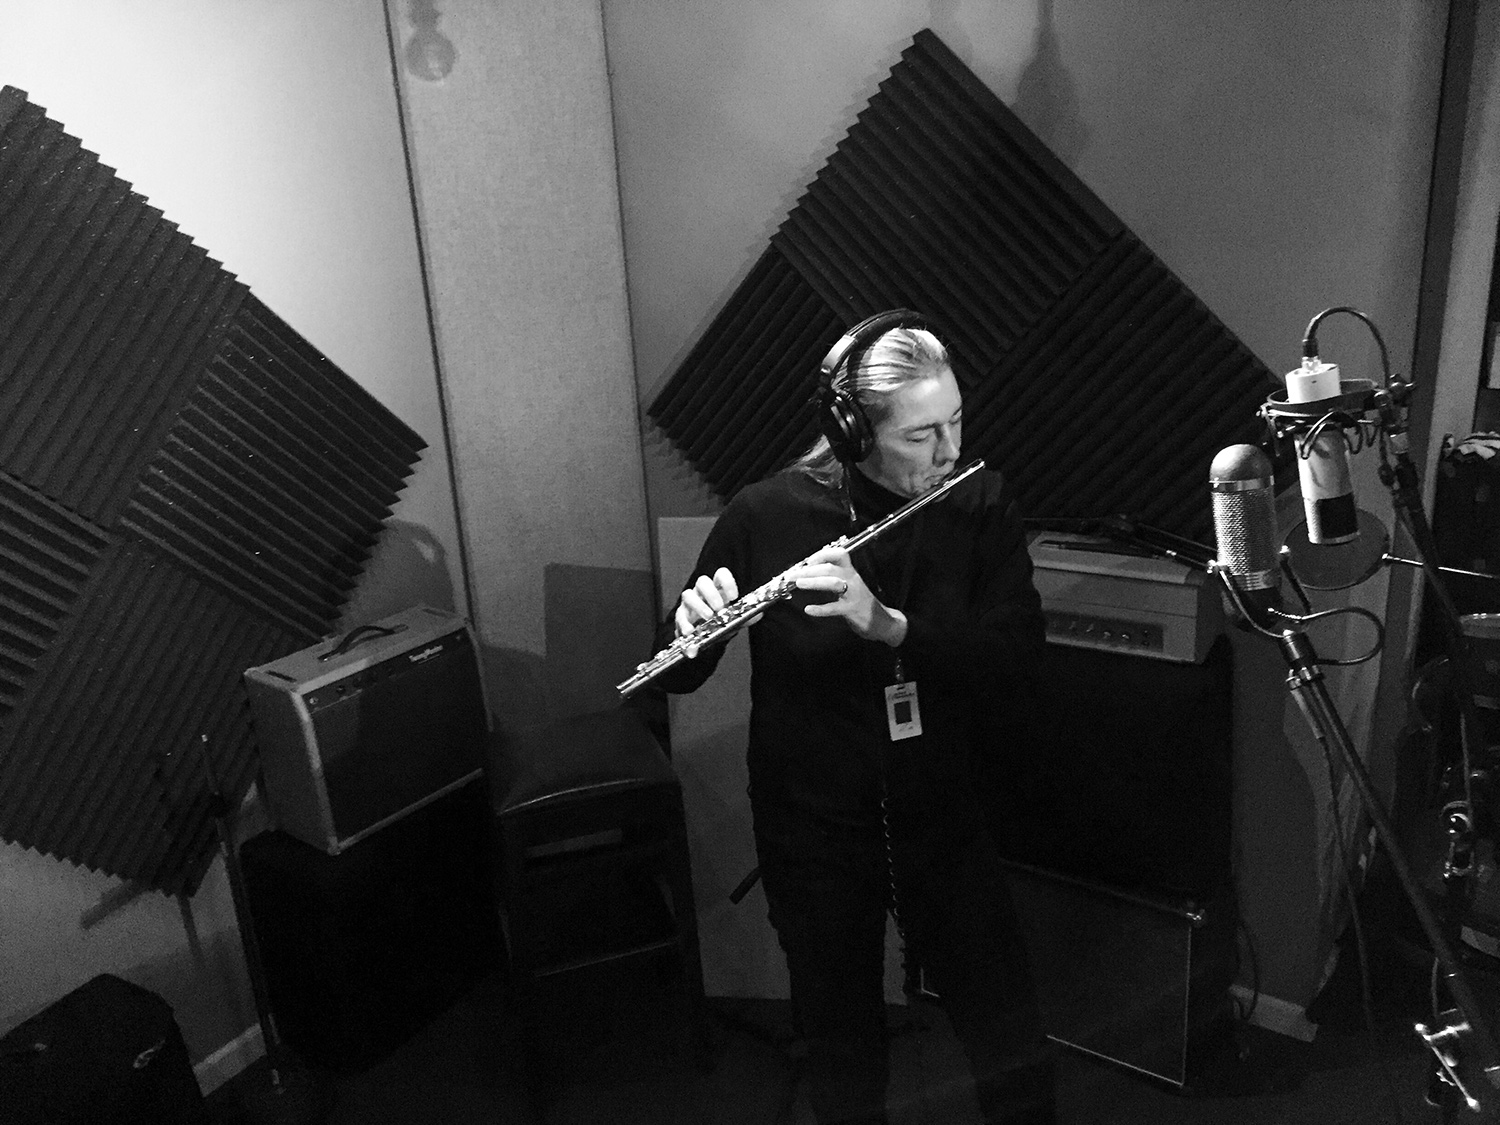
[245,605,489,854]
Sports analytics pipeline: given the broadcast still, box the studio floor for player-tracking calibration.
[206,910,1499,1125]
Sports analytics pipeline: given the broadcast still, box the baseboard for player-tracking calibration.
[193,1023,265,1094]
[1231,985,1319,1042]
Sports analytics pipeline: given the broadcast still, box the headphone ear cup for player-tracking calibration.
[818,384,874,463]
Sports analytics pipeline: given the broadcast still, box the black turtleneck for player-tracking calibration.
[653,464,1044,842]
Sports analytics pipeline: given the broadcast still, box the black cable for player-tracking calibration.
[1022,514,1216,570]
[1270,604,1386,667]
[1218,569,1386,665]
[1302,306,1395,390]
[1232,892,1261,1027]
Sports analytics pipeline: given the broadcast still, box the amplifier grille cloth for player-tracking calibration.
[648,28,1281,542]
[0,85,425,893]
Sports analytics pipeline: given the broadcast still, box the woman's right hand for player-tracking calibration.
[675,567,743,657]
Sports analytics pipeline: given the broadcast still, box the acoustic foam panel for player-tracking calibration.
[0,85,425,893]
[648,28,1281,544]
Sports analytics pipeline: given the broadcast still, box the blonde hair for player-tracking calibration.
[789,325,953,488]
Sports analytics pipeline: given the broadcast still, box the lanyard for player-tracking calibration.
[861,508,924,683]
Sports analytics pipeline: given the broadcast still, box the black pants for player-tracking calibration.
[753,800,1055,1125]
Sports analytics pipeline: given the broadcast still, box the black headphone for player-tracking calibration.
[815,308,932,463]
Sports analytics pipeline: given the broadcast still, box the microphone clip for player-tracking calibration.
[1209,544,1310,636]
[1258,379,1382,453]
[1263,303,1415,458]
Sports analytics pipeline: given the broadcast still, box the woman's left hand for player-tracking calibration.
[790,546,908,647]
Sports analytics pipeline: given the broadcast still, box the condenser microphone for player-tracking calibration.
[1210,443,1283,623]
[1285,358,1358,544]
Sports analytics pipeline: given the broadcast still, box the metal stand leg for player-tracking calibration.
[199,736,335,1125]
[1274,630,1499,1115]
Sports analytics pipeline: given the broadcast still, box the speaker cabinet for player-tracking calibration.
[1004,862,1234,1088]
[239,780,502,1071]
[987,637,1236,1085]
[989,636,1234,898]
[245,605,488,854]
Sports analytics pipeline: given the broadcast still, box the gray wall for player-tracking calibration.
[0,0,468,1080]
[392,0,654,731]
[0,0,658,1087]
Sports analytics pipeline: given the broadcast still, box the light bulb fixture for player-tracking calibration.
[405,0,456,82]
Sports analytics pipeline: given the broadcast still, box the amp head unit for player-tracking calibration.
[1027,533,1223,663]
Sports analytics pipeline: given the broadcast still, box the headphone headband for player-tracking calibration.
[818,308,932,388]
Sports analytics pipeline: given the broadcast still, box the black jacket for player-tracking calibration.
[655,465,1045,849]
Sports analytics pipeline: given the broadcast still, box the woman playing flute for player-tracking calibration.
[652,310,1055,1125]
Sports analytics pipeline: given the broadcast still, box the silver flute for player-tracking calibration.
[617,460,984,698]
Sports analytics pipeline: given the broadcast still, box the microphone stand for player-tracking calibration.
[197,736,334,1125]
[1373,397,1499,1119]
[1259,309,1500,1114]
[1218,567,1500,1117]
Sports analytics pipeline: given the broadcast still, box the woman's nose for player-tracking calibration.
[937,425,960,463]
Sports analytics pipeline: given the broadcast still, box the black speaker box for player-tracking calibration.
[244,605,488,854]
[1004,862,1235,1088]
[988,635,1234,899]
[238,780,502,1071]
[985,637,1236,1085]
[0,974,206,1125]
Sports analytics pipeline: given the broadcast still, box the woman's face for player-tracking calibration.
[858,367,962,499]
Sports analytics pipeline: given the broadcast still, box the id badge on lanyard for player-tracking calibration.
[884,654,922,741]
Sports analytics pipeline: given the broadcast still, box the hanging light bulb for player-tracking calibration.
[405,0,456,81]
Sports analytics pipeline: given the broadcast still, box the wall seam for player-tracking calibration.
[597,0,665,624]
[379,0,483,645]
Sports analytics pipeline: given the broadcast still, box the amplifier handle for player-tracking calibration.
[319,622,408,662]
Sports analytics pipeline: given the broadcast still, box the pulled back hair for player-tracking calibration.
[789,325,954,488]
